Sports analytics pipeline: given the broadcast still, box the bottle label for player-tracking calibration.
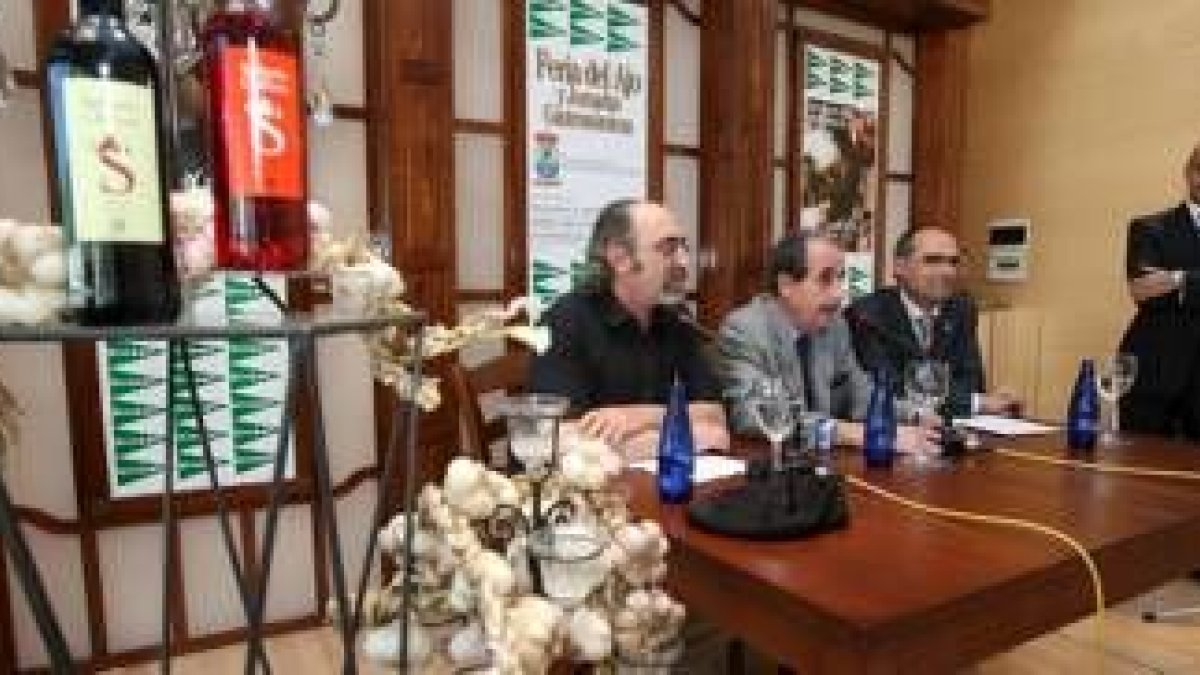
[218,46,304,200]
[62,78,164,243]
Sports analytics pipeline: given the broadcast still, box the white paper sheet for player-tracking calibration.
[629,454,746,483]
[953,415,1058,437]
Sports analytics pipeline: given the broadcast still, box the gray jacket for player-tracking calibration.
[717,295,872,434]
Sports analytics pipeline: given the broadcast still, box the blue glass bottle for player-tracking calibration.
[657,377,695,504]
[863,369,897,468]
[1067,358,1099,452]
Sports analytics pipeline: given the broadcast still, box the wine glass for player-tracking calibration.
[747,378,799,471]
[1096,353,1137,445]
[904,359,950,462]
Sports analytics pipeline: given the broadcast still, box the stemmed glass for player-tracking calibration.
[747,378,799,471]
[1096,353,1137,446]
[904,359,950,462]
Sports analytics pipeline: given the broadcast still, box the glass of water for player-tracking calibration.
[1096,353,1137,445]
[748,378,800,471]
[905,359,950,463]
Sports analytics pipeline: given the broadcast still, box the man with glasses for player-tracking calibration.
[849,227,1020,418]
[717,231,940,454]
[528,198,730,460]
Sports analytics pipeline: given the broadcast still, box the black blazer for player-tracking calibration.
[1119,204,1200,399]
[848,287,985,417]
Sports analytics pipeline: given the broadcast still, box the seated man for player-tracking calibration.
[849,227,1020,419]
[718,231,940,454]
[528,199,730,459]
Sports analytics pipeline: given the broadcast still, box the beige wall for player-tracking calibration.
[960,0,1200,417]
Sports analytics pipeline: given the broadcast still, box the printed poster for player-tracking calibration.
[526,0,649,304]
[800,44,881,299]
[100,274,295,499]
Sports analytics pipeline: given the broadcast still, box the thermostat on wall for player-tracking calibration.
[986,219,1030,282]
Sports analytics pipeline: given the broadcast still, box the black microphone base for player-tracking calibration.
[686,459,850,540]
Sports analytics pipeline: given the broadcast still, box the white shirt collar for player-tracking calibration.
[1187,201,1200,228]
[899,288,939,324]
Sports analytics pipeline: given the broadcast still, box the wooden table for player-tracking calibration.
[623,434,1200,673]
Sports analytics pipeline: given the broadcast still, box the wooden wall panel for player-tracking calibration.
[364,0,458,493]
[698,0,778,325]
[912,27,969,234]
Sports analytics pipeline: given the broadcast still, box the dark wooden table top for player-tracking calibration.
[623,434,1200,673]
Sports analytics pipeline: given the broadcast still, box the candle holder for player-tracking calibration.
[528,522,609,608]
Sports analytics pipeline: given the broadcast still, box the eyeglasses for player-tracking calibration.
[651,236,690,257]
[918,254,962,267]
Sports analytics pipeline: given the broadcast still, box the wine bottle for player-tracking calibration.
[203,0,309,271]
[863,369,897,468]
[43,0,181,325]
[657,377,695,504]
[1067,358,1099,452]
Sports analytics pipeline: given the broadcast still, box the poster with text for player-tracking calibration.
[526,0,649,305]
[101,274,295,499]
[801,44,881,299]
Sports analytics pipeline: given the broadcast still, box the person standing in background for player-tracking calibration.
[1119,143,1200,441]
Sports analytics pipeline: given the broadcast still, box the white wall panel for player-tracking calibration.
[258,504,318,623]
[663,155,699,290]
[453,0,504,122]
[0,0,37,70]
[884,181,912,282]
[664,4,700,147]
[328,484,378,617]
[0,89,50,222]
[794,8,886,46]
[182,516,246,637]
[0,344,76,519]
[99,524,164,653]
[892,34,916,67]
[318,331,376,485]
[8,532,88,668]
[321,0,365,106]
[309,119,369,238]
[773,168,786,242]
[887,58,914,174]
[455,132,505,291]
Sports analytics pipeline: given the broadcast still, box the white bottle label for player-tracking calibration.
[62,78,164,243]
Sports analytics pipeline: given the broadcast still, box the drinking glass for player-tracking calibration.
[904,359,950,462]
[747,378,799,471]
[1095,353,1137,445]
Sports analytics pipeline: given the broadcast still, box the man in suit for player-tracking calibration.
[717,231,940,454]
[849,227,1019,419]
[528,199,730,459]
[1119,143,1200,441]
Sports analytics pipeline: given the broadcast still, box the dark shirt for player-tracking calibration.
[528,289,722,415]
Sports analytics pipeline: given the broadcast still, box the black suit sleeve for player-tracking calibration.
[1126,213,1200,310]
[1126,216,1161,280]
[944,296,985,417]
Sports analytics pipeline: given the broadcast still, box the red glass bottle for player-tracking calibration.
[203,0,309,270]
